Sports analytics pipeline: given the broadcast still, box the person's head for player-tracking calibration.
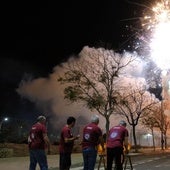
[37,115,46,124]
[91,114,99,124]
[67,116,76,128]
[119,120,127,127]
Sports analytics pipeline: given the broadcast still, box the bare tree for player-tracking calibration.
[58,46,135,133]
[151,103,170,150]
[141,113,158,151]
[115,81,159,152]
[164,115,170,149]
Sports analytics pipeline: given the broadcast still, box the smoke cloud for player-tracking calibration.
[16,46,146,134]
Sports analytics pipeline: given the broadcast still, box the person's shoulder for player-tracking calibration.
[35,122,46,130]
[95,124,102,132]
[121,126,128,132]
[84,123,91,128]
[32,122,38,128]
[110,125,118,129]
[62,125,70,131]
[119,125,126,130]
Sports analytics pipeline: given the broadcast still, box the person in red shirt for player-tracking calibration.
[59,116,80,170]
[28,115,50,170]
[106,120,129,170]
[81,114,104,170]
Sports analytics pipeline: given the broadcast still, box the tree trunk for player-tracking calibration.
[105,117,110,136]
[164,132,168,149]
[132,125,138,152]
[151,128,155,151]
[161,131,164,150]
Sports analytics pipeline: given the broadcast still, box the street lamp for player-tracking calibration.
[0,117,8,131]
[146,133,152,146]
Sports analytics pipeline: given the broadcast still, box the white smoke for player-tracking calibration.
[16,46,146,132]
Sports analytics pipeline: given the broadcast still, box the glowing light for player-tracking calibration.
[142,0,170,70]
[4,117,8,121]
[150,21,170,69]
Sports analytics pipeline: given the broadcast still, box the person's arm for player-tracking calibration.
[43,133,51,154]
[64,134,80,143]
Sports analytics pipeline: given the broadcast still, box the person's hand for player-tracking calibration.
[75,134,80,140]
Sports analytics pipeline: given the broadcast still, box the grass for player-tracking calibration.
[0,143,59,157]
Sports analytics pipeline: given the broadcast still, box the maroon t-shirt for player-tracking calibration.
[107,125,128,148]
[28,122,47,150]
[59,125,74,153]
[82,122,102,149]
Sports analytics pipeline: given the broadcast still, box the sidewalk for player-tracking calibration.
[0,153,82,170]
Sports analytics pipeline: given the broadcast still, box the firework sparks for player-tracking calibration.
[142,0,170,30]
[143,0,170,70]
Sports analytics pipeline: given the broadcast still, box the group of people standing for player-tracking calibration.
[28,114,129,170]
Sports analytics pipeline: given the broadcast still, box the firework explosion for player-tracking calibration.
[143,0,170,70]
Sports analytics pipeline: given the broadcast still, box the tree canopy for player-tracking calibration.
[58,46,141,132]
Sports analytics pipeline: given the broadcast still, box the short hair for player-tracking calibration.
[119,120,127,127]
[67,116,76,125]
[91,114,99,123]
[37,115,46,122]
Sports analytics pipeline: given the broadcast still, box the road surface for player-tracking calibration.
[1,149,170,170]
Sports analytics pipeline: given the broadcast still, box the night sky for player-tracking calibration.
[0,0,147,121]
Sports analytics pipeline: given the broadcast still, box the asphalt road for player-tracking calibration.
[1,150,170,170]
[130,152,170,170]
[68,152,170,170]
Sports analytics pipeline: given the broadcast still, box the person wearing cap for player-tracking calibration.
[28,115,50,170]
[81,114,104,170]
[59,116,80,170]
[106,120,129,170]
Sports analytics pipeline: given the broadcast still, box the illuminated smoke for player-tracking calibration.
[16,46,146,132]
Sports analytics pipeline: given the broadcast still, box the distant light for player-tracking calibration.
[146,134,152,137]
[143,133,152,139]
[3,117,8,122]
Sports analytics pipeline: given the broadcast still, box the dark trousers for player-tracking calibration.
[59,152,71,170]
[29,149,48,170]
[82,147,97,170]
[107,147,123,170]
